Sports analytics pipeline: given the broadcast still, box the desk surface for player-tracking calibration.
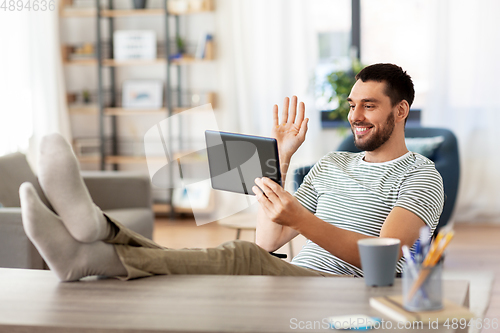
[0,268,469,333]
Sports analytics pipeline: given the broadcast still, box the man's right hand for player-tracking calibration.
[255,96,308,252]
[271,96,309,163]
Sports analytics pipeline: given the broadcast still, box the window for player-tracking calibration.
[360,0,432,110]
[309,0,352,112]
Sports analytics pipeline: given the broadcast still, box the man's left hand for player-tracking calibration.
[252,177,308,229]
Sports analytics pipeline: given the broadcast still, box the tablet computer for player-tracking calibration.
[205,130,282,195]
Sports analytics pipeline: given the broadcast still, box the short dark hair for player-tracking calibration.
[355,63,415,108]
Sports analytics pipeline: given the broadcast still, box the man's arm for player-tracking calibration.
[293,206,424,268]
[255,96,308,252]
[255,166,299,252]
[254,177,425,268]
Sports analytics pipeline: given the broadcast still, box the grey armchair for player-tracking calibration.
[0,152,155,269]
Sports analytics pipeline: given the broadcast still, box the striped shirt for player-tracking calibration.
[291,151,444,276]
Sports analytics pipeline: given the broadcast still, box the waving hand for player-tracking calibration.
[272,96,309,161]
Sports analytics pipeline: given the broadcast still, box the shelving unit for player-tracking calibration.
[60,0,216,218]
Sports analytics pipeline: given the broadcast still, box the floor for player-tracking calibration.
[153,219,500,332]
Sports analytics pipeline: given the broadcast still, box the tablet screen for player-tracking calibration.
[205,130,282,195]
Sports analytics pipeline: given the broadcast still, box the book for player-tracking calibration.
[370,295,474,323]
[195,33,213,59]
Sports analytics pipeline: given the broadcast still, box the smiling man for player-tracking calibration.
[255,63,444,276]
[348,64,414,160]
[19,63,444,281]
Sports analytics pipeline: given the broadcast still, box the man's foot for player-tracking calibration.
[38,133,110,243]
[20,182,127,281]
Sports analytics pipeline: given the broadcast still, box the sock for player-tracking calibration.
[19,182,128,282]
[38,133,111,243]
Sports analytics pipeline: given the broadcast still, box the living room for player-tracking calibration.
[0,0,499,332]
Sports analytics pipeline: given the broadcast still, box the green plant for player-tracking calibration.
[82,89,91,104]
[323,59,363,121]
[176,35,185,54]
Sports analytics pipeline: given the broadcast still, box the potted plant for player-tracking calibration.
[321,59,363,128]
[82,89,91,104]
[132,0,147,9]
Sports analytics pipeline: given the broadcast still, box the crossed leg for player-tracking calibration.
[20,182,127,281]
[20,134,334,282]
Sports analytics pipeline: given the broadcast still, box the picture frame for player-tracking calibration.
[122,80,163,109]
[113,30,156,61]
[172,181,213,211]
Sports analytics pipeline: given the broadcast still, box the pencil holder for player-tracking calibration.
[402,260,443,312]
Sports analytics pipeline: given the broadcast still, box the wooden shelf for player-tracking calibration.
[77,155,100,164]
[64,58,97,66]
[153,203,194,215]
[101,9,165,17]
[110,154,206,164]
[172,151,207,162]
[60,8,97,17]
[171,56,212,65]
[77,154,206,165]
[153,203,171,214]
[68,95,215,115]
[102,59,166,67]
[63,0,216,219]
[69,106,194,115]
[77,155,172,164]
[168,8,213,15]
[64,57,213,67]
[106,156,148,164]
[60,7,213,18]
[105,108,168,116]
[68,104,99,114]
[168,0,215,15]
[103,58,212,66]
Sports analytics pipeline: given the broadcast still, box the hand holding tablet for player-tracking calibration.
[205,130,282,195]
[205,96,308,197]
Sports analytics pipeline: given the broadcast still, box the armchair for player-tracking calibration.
[0,152,154,269]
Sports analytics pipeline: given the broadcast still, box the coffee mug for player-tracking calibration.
[357,238,401,287]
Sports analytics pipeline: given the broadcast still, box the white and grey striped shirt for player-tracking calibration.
[291,151,444,276]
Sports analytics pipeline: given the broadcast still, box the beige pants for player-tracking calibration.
[104,216,338,280]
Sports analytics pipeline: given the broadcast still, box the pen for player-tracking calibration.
[403,245,428,299]
[414,239,422,265]
[419,226,431,257]
[402,245,418,278]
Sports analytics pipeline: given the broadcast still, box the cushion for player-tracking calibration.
[405,136,445,159]
[0,153,50,208]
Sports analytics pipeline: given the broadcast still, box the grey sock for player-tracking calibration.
[20,182,128,282]
[38,133,110,243]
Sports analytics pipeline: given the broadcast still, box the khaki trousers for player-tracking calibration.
[104,216,338,280]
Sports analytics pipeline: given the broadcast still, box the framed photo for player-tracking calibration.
[173,181,212,210]
[122,80,163,109]
[113,30,156,61]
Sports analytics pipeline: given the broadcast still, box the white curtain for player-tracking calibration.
[215,0,320,165]
[0,8,71,168]
[424,0,500,222]
[212,0,320,216]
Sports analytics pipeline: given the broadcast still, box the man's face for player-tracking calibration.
[347,80,396,152]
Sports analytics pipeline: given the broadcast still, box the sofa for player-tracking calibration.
[0,152,155,269]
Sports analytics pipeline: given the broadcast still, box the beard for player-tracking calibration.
[352,112,395,151]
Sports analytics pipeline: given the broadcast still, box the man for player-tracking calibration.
[255,63,443,276]
[20,63,443,281]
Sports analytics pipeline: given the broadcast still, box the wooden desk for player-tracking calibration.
[0,268,469,333]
